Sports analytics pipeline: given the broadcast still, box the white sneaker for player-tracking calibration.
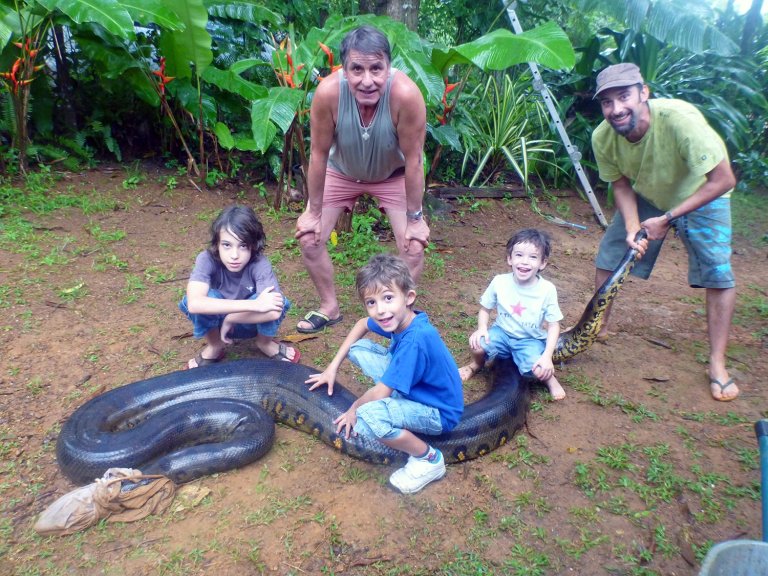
[389,449,446,494]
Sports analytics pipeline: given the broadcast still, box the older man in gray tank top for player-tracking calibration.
[294,25,430,334]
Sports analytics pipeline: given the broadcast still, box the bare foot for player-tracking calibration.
[595,329,616,344]
[458,363,481,382]
[545,376,566,401]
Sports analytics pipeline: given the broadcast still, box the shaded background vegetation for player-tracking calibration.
[0,0,765,206]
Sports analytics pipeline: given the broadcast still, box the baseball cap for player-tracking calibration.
[594,63,644,98]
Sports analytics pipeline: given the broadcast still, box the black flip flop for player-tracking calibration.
[296,311,343,334]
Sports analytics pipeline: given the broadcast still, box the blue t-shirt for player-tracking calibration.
[367,311,464,431]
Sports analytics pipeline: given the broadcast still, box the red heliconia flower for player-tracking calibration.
[152,57,175,95]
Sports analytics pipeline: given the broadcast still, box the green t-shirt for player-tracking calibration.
[591,99,730,211]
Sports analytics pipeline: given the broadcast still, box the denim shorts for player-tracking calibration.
[596,196,734,288]
[178,289,290,339]
[478,324,544,376]
[347,338,443,441]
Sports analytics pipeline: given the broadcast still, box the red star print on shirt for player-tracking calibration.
[510,301,526,316]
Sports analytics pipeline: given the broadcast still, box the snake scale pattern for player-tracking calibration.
[56,233,645,485]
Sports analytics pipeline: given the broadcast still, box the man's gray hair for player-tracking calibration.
[340,25,391,66]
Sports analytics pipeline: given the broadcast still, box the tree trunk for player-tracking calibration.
[359,0,420,31]
[740,0,764,54]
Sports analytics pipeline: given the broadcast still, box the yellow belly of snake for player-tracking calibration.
[553,230,646,362]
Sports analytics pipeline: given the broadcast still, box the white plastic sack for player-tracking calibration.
[34,468,175,536]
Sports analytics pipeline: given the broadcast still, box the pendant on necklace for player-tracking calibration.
[362,130,370,141]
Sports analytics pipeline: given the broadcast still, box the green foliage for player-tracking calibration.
[439,549,494,575]
[572,0,738,57]
[461,72,558,190]
[328,207,386,270]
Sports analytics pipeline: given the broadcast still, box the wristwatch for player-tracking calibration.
[664,211,676,224]
[406,209,423,221]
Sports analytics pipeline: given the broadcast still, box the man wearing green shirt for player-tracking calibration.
[591,63,738,401]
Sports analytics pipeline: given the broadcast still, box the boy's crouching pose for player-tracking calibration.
[306,254,464,494]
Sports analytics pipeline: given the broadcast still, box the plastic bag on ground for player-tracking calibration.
[34,468,176,536]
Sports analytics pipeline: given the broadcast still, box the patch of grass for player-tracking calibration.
[122,274,146,303]
[439,549,494,574]
[243,495,312,526]
[339,463,371,483]
[596,443,637,471]
[566,372,659,423]
[734,290,768,341]
[93,253,128,271]
[731,185,768,244]
[26,376,44,396]
[328,207,386,271]
[86,224,126,244]
[678,410,750,426]
[490,434,550,470]
[424,248,446,280]
[0,284,24,307]
[144,266,176,283]
[57,281,87,302]
[502,543,551,575]
[555,527,609,560]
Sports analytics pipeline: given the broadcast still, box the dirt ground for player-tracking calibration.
[1,164,767,576]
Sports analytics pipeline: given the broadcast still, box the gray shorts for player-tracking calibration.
[595,196,734,289]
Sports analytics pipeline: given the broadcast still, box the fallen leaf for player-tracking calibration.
[281,334,319,343]
[173,485,211,512]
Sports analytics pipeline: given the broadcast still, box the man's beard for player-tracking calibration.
[609,110,637,137]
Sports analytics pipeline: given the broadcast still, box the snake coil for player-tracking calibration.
[56,232,645,485]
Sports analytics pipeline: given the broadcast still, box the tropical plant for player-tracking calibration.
[460,72,559,190]
[248,13,576,203]
[572,0,739,61]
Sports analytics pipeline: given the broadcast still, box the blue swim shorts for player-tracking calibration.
[595,196,734,288]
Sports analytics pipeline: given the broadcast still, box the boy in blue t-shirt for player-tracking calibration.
[306,254,464,494]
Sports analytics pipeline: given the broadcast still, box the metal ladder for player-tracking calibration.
[505,3,608,228]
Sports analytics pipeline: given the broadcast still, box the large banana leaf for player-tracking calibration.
[214,121,234,149]
[118,0,185,31]
[0,4,17,47]
[158,0,212,79]
[0,0,182,48]
[427,124,462,151]
[645,2,736,56]
[574,0,738,56]
[202,65,268,100]
[35,0,135,39]
[250,86,304,153]
[431,22,575,74]
[172,79,218,125]
[205,1,282,27]
[392,50,443,106]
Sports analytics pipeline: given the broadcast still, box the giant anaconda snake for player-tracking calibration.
[56,232,646,485]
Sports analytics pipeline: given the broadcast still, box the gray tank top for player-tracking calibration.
[328,72,405,182]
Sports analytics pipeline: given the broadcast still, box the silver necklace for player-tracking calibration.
[356,101,378,141]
